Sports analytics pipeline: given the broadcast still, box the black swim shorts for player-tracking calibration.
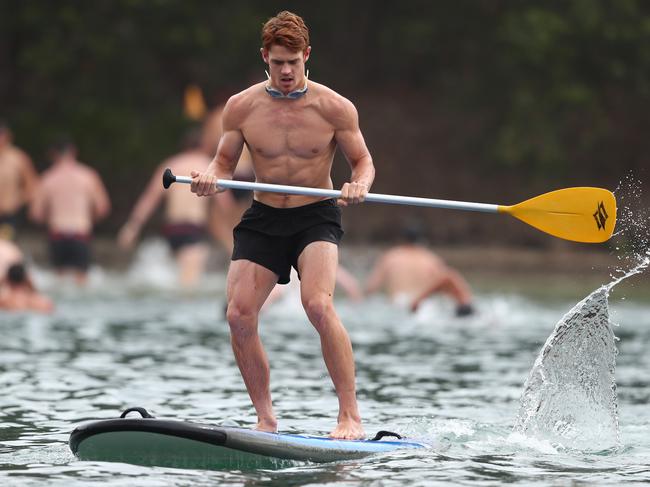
[162,222,206,253]
[232,198,344,284]
[49,233,91,271]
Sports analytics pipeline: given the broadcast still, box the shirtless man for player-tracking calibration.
[366,223,474,316]
[191,11,374,439]
[118,130,214,287]
[29,138,111,284]
[0,122,39,240]
[0,239,53,313]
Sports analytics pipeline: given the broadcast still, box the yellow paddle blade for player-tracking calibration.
[498,187,617,243]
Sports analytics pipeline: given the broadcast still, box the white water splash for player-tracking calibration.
[612,173,650,268]
[125,238,178,289]
[513,285,619,450]
[514,256,648,451]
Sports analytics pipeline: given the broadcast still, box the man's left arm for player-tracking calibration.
[333,98,375,206]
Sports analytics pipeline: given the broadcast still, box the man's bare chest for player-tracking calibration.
[242,106,335,159]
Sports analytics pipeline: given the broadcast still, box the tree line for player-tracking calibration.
[2,0,648,244]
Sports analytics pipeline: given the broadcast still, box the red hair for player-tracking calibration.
[261,11,309,52]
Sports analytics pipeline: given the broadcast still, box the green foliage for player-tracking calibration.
[1,0,649,210]
[489,1,650,176]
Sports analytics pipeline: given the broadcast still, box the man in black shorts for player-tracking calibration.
[29,138,110,285]
[233,199,343,284]
[191,12,375,440]
[49,232,91,273]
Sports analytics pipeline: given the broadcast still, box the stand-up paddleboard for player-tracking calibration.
[69,408,430,470]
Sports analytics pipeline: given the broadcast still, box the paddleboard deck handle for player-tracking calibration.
[120,407,154,419]
[370,430,403,441]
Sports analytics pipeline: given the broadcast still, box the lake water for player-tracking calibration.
[1,243,649,486]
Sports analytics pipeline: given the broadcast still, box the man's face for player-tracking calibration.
[261,44,311,94]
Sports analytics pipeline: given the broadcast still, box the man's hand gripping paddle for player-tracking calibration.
[163,168,616,243]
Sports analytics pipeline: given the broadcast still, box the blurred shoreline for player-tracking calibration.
[13,231,647,301]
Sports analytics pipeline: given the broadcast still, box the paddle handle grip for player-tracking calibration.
[163,169,499,213]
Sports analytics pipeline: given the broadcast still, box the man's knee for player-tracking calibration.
[302,294,334,327]
[226,301,258,336]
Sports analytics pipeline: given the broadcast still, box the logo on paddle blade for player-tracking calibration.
[593,201,609,230]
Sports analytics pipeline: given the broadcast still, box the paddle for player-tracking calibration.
[162,168,616,243]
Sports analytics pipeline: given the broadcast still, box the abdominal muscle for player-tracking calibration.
[250,152,337,208]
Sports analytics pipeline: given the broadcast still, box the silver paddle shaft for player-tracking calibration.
[175,176,499,213]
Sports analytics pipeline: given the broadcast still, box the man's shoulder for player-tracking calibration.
[72,162,104,183]
[222,82,265,123]
[384,245,429,260]
[310,82,357,121]
[36,168,59,193]
[1,145,31,165]
[38,166,57,182]
[226,83,265,110]
[10,145,30,158]
[310,82,352,104]
[382,246,405,260]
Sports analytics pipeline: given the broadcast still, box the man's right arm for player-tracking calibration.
[192,96,246,197]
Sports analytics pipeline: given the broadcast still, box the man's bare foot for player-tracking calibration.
[255,417,278,433]
[330,418,365,440]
